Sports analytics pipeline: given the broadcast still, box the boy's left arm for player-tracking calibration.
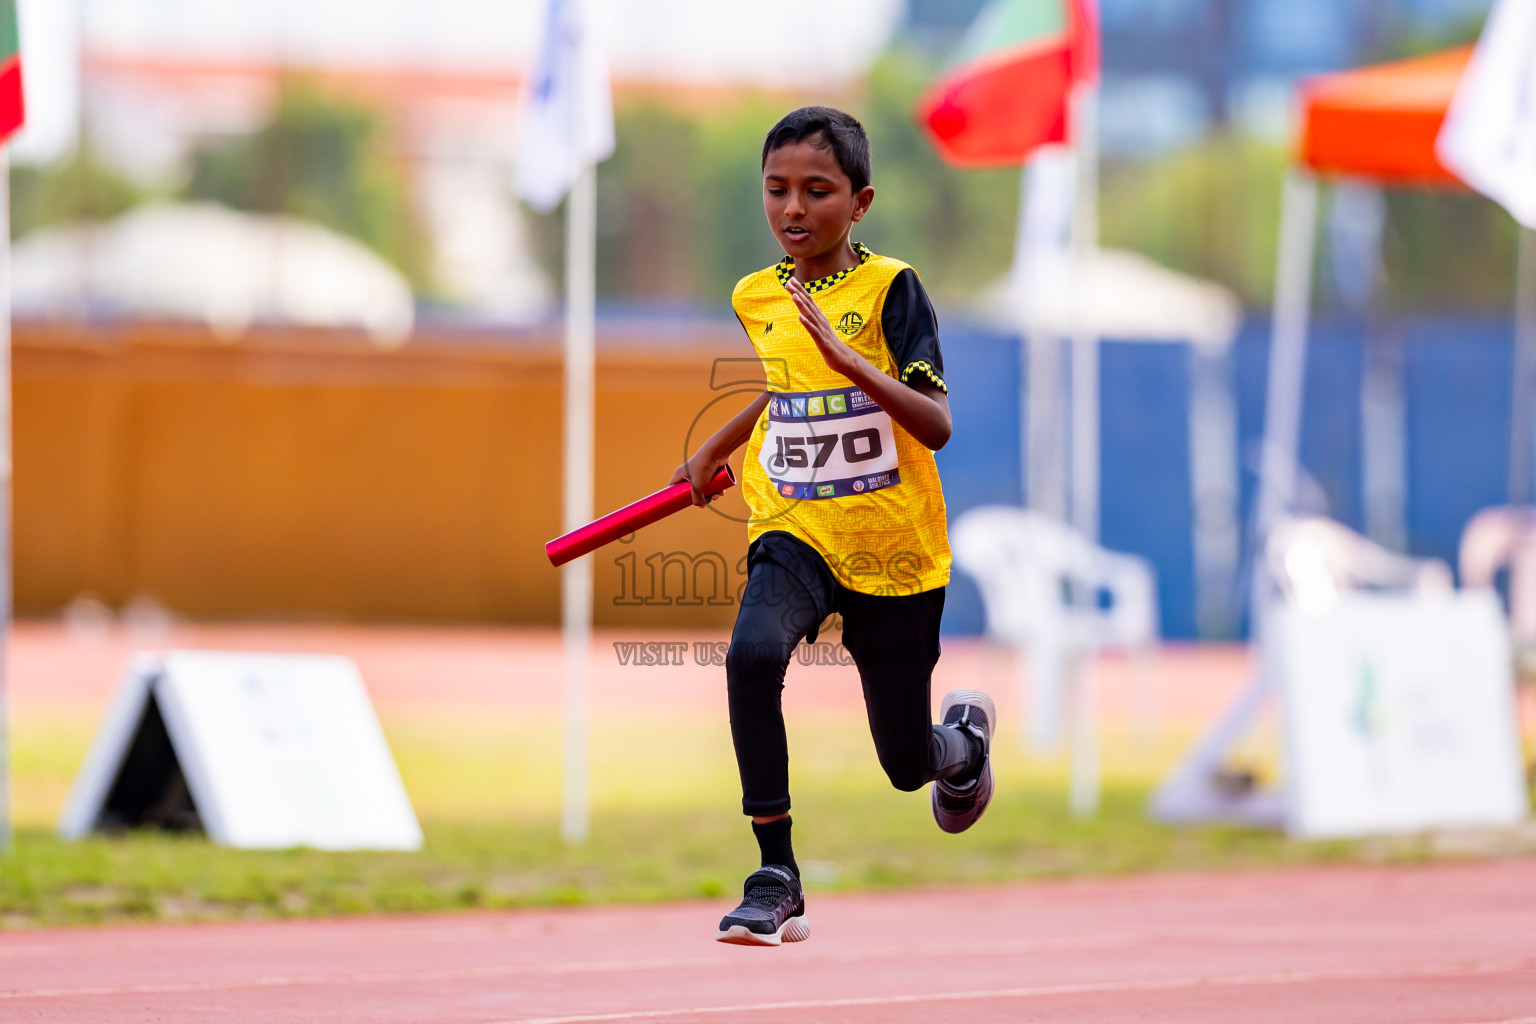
[786,277,952,451]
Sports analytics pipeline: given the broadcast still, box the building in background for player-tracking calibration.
[12,0,905,323]
[10,0,1504,320]
[1092,0,1495,153]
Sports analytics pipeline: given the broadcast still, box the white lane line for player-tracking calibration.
[0,932,1152,1000]
[0,956,720,1001]
[493,958,1536,1024]
[3,918,1534,1002]
[1,903,1527,961]
[0,902,1529,961]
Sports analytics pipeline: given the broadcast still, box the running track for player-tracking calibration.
[5,860,1536,1023]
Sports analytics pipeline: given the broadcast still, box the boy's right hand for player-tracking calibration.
[670,451,725,508]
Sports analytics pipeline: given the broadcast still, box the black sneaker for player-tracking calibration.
[716,865,810,946]
[931,689,996,834]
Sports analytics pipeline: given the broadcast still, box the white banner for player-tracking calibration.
[1273,592,1526,839]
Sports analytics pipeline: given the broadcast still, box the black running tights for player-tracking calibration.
[726,531,973,817]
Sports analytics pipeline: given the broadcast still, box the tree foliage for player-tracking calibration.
[10,49,1520,315]
[852,49,1022,302]
[1101,136,1288,308]
[181,80,431,288]
[10,146,144,240]
[531,50,1023,309]
[1101,135,1520,311]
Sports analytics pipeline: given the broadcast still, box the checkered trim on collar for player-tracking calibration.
[774,242,876,293]
[902,360,947,393]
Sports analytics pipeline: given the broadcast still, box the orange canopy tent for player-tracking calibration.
[1298,46,1472,186]
[1253,44,1501,561]
[1152,44,1536,829]
[1246,46,1487,558]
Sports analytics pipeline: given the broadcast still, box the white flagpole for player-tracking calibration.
[560,161,597,845]
[518,0,610,847]
[1067,80,1100,819]
[1017,154,1070,523]
[1252,171,1319,612]
[1068,83,1099,545]
[1511,226,1536,505]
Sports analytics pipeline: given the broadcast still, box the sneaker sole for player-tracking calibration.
[932,760,994,833]
[939,689,997,739]
[934,689,997,834]
[716,914,810,946]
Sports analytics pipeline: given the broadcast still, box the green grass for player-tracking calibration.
[1,781,1371,929]
[0,786,1357,927]
[0,708,1502,929]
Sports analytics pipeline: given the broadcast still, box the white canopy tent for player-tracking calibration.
[976,244,1245,638]
[11,201,416,344]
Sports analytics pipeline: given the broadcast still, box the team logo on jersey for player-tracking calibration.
[836,311,865,336]
[763,321,773,334]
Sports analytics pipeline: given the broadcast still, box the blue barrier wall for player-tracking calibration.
[935,314,1516,638]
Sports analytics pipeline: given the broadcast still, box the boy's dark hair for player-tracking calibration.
[761,106,871,192]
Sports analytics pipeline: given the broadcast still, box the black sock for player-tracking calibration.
[930,723,983,782]
[962,726,985,774]
[752,816,799,877]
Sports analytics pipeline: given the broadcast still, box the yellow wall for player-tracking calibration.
[15,322,760,628]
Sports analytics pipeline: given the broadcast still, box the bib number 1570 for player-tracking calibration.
[769,428,883,472]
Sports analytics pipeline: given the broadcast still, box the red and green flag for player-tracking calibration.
[915,0,1098,168]
[0,0,22,144]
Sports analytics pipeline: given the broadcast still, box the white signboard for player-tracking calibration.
[1273,592,1526,839]
[60,651,423,850]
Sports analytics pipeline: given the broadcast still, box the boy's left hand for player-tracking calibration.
[787,278,865,379]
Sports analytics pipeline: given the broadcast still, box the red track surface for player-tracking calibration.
[5,860,1536,1023]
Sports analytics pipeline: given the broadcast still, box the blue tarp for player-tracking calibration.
[936,314,1515,638]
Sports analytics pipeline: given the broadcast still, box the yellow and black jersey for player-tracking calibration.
[731,242,951,595]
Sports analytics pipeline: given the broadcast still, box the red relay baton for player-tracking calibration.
[545,464,737,567]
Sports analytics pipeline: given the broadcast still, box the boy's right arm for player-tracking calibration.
[670,391,772,507]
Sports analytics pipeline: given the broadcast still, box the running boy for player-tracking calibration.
[671,107,995,946]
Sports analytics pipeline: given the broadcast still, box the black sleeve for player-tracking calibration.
[880,268,947,394]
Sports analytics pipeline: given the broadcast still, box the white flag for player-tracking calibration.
[515,0,615,214]
[1437,0,1536,229]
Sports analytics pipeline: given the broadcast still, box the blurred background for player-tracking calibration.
[10,0,1518,638]
[7,0,1536,923]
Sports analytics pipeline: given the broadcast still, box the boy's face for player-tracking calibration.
[762,138,875,262]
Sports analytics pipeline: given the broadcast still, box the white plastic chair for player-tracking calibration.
[952,506,1161,816]
[1459,506,1536,665]
[1266,516,1453,614]
[1151,515,1453,829]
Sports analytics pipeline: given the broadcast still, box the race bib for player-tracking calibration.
[759,385,901,499]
